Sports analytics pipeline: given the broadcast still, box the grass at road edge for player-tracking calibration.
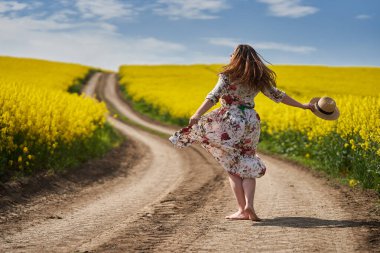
[96,75,170,140]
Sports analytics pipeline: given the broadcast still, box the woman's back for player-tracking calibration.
[205,73,286,108]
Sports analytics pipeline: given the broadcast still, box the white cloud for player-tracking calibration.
[75,0,136,20]
[154,0,229,20]
[46,9,78,23]
[59,0,72,6]
[0,1,29,13]
[0,1,133,32]
[355,14,372,20]
[0,1,197,69]
[0,13,187,70]
[0,14,79,31]
[206,37,316,53]
[257,0,318,18]
[206,37,240,48]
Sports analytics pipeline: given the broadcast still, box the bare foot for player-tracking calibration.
[244,207,262,221]
[225,210,249,220]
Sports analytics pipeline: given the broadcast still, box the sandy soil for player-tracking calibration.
[0,73,379,253]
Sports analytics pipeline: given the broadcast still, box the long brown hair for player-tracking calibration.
[220,44,277,91]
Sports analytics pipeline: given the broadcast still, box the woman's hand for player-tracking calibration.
[189,114,201,126]
[302,102,315,112]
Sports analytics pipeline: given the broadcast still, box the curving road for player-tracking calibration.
[0,72,378,252]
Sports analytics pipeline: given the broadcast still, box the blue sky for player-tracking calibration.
[0,0,379,70]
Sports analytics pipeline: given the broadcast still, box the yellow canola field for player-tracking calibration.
[0,56,108,171]
[0,56,90,91]
[119,65,222,118]
[119,65,380,154]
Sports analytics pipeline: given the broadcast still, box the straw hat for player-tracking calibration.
[309,96,340,120]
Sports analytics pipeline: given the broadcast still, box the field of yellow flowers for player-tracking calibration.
[0,56,121,180]
[119,64,380,192]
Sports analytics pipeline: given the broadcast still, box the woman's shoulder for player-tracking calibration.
[218,73,230,84]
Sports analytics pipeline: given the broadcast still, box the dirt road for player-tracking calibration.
[0,73,378,252]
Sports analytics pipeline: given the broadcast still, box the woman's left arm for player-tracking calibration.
[281,94,315,111]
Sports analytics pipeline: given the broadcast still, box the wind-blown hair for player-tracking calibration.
[221,44,277,91]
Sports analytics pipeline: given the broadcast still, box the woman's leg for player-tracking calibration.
[226,172,248,219]
[242,178,261,221]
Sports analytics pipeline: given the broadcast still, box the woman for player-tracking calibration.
[169,44,315,221]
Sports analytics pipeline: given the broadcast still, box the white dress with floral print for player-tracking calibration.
[168,73,286,179]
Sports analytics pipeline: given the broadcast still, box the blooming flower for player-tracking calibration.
[349,179,359,187]
[221,132,231,141]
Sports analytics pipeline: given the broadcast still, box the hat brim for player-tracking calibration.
[309,97,340,120]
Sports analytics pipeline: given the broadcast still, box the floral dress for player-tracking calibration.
[168,73,286,179]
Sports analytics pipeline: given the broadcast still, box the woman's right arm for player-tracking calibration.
[189,74,228,126]
[189,99,215,126]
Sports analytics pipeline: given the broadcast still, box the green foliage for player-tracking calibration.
[67,68,99,94]
[1,122,124,181]
[259,126,380,193]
